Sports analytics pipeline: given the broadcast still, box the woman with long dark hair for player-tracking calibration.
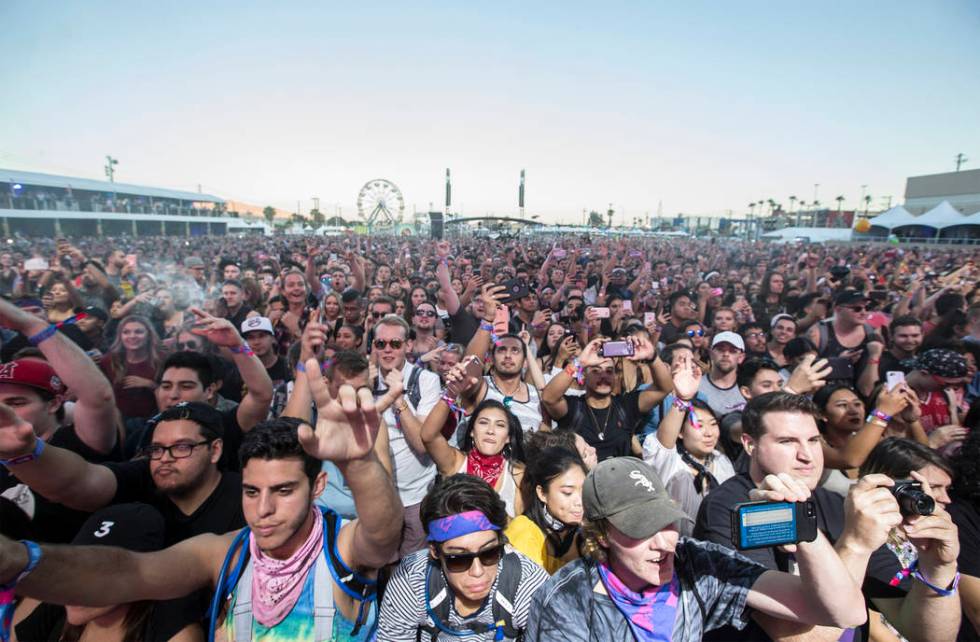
[506,447,588,574]
[418,391,526,518]
[100,314,165,421]
[752,270,787,328]
[43,276,84,324]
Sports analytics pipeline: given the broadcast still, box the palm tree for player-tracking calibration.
[748,202,756,215]
[863,194,872,215]
[262,206,276,225]
[767,198,777,215]
[835,195,845,212]
[788,195,797,214]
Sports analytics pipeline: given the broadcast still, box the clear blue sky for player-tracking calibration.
[1,1,978,223]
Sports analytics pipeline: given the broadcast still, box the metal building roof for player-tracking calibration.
[0,168,224,203]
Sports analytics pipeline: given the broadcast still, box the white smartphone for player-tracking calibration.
[622,300,633,313]
[644,312,657,326]
[886,371,905,391]
[594,307,611,319]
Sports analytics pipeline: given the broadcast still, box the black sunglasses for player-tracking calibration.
[371,311,390,319]
[415,309,437,318]
[177,341,202,350]
[373,339,404,350]
[439,543,505,573]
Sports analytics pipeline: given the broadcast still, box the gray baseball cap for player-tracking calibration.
[583,457,692,539]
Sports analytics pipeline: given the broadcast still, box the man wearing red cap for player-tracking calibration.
[0,298,119,542]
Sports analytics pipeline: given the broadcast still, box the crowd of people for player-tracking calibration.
[0,230,978,641]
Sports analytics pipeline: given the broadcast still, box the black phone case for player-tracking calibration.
[730,500,818,550]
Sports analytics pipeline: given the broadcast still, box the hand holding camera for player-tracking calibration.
[839,474,903,555]
[901,471,959,579]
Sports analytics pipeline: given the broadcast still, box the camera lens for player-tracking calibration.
[891,481,935,517]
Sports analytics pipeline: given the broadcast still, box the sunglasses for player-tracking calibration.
[745,332,765,339]
[686,328,705,337]
[415,309,437,318]
[439,543,505,573]
[373,339,404,350]
[177,341,202,350]
[371,311,390,319]
[844,305,867,312]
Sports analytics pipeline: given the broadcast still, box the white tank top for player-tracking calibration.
[457,457,519,518]
[483,375,543,434]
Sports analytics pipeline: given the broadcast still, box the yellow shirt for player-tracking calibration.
[505,515,577,575]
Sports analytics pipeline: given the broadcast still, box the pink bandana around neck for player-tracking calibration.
[249,507,323,628]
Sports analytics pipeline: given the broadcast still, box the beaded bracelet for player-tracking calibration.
[673,397,702,430]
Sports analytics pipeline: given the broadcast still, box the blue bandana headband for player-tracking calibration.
[426,510,500,542]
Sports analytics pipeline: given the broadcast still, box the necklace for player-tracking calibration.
[585,402,613,441]
[493,375,523,407]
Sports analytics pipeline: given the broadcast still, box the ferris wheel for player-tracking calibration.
[356,179,404,227]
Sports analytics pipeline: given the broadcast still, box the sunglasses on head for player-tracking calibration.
[686,328,705,337]
[415,309,437,318]
[373,339,404,350]
[439,543,505,573]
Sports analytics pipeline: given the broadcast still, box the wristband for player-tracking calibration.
[440,392,468,416]
[27,325,58,346]
[673,397,701,430]
[869,409,892,423]
[0,540,42,595]
[295,362,306,373]
[0,438,44,467]
[479,321,494,332]
[230,344,256,357]
[911,560,959,597]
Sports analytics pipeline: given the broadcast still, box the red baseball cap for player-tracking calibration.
[0,359,66,395]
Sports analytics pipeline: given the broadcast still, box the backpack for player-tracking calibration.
[417,550,524,641]
[207,507,377,642]
[406,365,423,409]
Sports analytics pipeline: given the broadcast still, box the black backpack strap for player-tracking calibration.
[407,366,423,408]
[490,551,524,639]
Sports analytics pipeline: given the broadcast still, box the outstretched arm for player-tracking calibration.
[0,298,118,453]
[300,361,402,571]
[435,242,460,315]
[190,307,273,431]
[0,532,228,606]
[0,404,117,512]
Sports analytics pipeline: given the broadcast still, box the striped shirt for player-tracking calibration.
[377,548,548,641]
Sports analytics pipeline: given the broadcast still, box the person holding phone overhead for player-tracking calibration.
[541,336,671,462]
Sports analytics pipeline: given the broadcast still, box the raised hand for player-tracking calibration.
[670,350,702,401]
[0,402,38,460]
[298,358,400,463]
[626,334,656,362]
[189,307,243,348]
[874,383,910,418]
[904,471,960,575]
[480,284,507,322]
[300,309,327,362]
[435,241,451,259]
[579,338,607,368]
[784,354,832,395]
[840,474,902,555]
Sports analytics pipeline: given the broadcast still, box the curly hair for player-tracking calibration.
[239,417,320,485]
[580,517,610,564]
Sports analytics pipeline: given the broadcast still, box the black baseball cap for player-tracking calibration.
[833,290,869,307]
[82,305,109,322]
[147,401,224,439]
[583,457,691,539]
[72,503,166,552]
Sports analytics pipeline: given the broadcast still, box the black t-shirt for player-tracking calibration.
[105,460,245,545]
[448,308,480,346]
[695,472,892,642]
[877,351,911,380]
[556,391,644,462]
[0,425,122,543]
[950,500,980,642]
[266,355,292,387]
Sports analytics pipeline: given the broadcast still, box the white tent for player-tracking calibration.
[761,227,853,243]
[907,201,967,230]
[867,205,915,230]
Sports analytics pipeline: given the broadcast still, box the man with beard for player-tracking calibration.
[659,291,699,344]
[698,332,747,420]
[542,337,669,462]
[460,286,546,434]
[877,315,923,378]
[0,381,403,641]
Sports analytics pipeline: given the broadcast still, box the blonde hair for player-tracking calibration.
[579,518,610,564]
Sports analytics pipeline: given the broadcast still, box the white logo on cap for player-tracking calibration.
[629,469,656,493]
[93,520,115,538]
[0,362,17,379]
[246,318,260,327]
